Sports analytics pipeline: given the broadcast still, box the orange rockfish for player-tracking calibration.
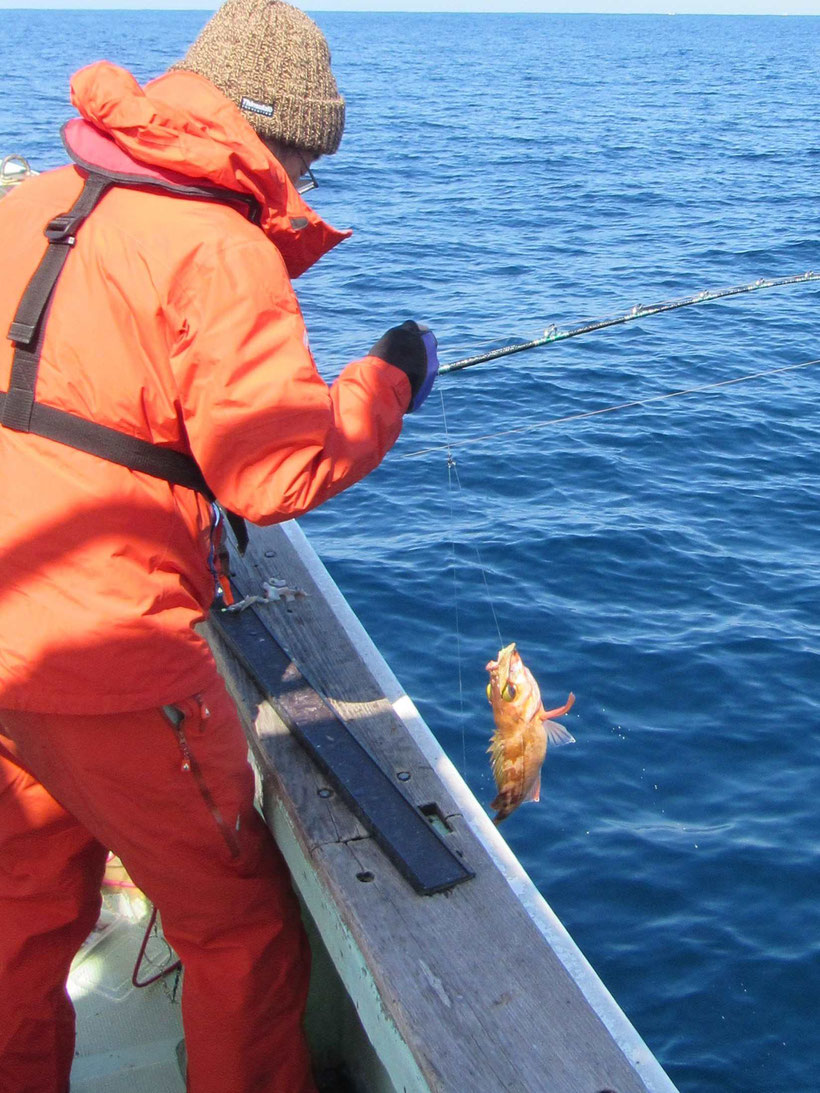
[486,643,575,824]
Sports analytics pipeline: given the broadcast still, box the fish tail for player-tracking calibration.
[490,791,515,824]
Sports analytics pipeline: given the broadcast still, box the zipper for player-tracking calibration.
[163,698,241,860]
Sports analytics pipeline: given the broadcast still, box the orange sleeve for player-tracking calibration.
[170,235,411,525]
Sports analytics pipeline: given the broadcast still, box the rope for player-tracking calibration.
[440,272,820,374]
[404,356,820,460]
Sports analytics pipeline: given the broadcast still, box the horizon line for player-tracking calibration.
[2,5,817,12]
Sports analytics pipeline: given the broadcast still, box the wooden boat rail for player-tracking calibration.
[206,519,679,1093]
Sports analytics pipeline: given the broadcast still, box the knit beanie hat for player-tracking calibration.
[173,0,345,156]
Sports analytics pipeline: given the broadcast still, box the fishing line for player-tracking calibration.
[439,387,506,767]
[440,388,467,777]
[406,356,820,460]
[440,271,820,374]
[451,451,505,652]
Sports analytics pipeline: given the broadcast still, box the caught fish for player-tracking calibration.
[486,642,575,824]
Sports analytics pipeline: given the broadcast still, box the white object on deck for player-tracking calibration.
[0,154,37,194]
[68,904,184,1093]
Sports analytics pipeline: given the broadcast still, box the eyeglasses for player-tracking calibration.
[296,157,318,196]
[263,140,319,195]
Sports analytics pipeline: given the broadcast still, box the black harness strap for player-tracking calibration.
[6,174,110,346]
[2,172,249,553]
[0,394,212,495]
[3,174,111,431]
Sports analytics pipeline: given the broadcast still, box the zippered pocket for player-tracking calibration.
[162,698,241,861]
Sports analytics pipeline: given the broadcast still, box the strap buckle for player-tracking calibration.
[44,215,77,245]
[7,320,36,345]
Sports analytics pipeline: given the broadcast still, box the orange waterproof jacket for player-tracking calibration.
[0,63,412,714]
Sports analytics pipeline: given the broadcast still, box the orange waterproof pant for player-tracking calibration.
[0,672,315,1093]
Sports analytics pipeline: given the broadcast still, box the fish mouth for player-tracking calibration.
[487,642,517,688]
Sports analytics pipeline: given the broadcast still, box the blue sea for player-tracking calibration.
[2,9,819,1091]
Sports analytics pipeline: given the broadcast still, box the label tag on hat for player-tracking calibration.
[240,97,275,118]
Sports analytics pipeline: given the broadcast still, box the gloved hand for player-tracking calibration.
[369,320,439,412]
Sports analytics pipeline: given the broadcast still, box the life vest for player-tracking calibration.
[0,168,250,552]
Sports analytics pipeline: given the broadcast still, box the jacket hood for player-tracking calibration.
[68,62,351,278]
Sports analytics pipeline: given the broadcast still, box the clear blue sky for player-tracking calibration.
[3,1,820,11]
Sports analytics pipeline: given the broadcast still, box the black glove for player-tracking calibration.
[370,320,440,412]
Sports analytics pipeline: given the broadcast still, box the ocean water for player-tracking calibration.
[2,9,820,1091]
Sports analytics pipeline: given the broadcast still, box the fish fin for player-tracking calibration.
[544,719,575,748]
[541,692,575,720]
[488,732,506,787]
[525,773,541,803]
[490,797,512,825]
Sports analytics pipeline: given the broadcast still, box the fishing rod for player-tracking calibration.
[440,271,820,374]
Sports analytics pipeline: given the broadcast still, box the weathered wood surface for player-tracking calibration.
[206,521,677,1093]
[213,600,471,895]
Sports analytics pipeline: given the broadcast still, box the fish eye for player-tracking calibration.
[501,683,516,701]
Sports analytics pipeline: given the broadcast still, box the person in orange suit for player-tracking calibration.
[0,2,439,1091]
